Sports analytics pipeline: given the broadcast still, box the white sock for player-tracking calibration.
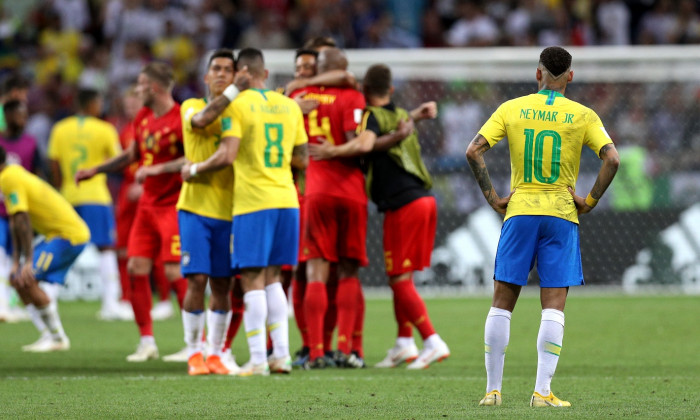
[100,250,121,309]
[26,304,49,336]
[265,282,289,359]
[38,304,66,340]
[0,248,10,313]
[423,333,444,350]
[243,290,267,364]
[534,308,565,396]
[396,336,415,349]
[40,282,61,302]
[140,335,156,346]
[484,307,511,393]
[182,309,205,357]
[207,309,229,357]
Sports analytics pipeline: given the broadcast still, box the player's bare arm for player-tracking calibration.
[48,159,62,189]
[569,143,620,215]
[309,130,377,160]
[373,118,414,151]
[181,136,240,181]
[466,134,512,214]
[135,156,186,184]
[8,212,34,288]
[75,141,137,183]
[294,96,320,114]
[285,69,356,94]
[291,144,309,170]
[409,101,438,121]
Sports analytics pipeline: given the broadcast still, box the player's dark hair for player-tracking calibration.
[1,72,29,96]
[0,145,6,165]
[295,49,318,61]
[207,48,235,68]
[3,99,23,115]
[141,62,174,89]
[539,46,572,77]
[236,48,265,77]
[363,64,392,97]
[77,89,100,110]
[303,36,336,50]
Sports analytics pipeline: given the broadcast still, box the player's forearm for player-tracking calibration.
[291,144,308,170]
[309,70,355,88]
[10,214,33,264]
[372,131,404,152]
[191,96,231,129]
[196,147,234,175]
[588,143,620,201]
[96,151,135,174]
[466,135,499,206]
[152,157,186,175]
[49,160,62,190]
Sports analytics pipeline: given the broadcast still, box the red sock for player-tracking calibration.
[223,292,244,352]
[391,278,435,340]
[117,256,130,302]
[394,291,413,338]
[336,277,361,354]
[153,260,170,302]
[323,280,337,352]
[292,277,308,347]
[304,282,327,360]
[351,284,365,357]
[170,277,187,309]
[130,274,153,336]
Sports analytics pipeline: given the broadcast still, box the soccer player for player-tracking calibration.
[0,73,30,133]
[176,48,241,375]
[308,64,451,369]
[47,89,130,321]
[466,46,620,407]
[295,47,368,369]
[0,145,90,351]
[182,47,308,376]
[76,62,188,362]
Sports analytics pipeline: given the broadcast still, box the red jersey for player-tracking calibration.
[291,86,366,204]
[132,104,183,207]
[119,122,138,186]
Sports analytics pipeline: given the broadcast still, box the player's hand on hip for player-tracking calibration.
[75,167,97,183]
[568,187,593,215]
[490,190,514,215]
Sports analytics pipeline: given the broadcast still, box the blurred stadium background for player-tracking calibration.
[2,0,700,298]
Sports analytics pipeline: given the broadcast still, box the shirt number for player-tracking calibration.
[308,109,335,145]
[264,123,284,168]
[523,128,561,184]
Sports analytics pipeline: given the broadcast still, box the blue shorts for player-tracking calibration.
[0,217,11,254]
[232,208,299,270]
[494,215,583,288]
[75,204,116,248]
[33,237,87,284]
[178,210,232,277]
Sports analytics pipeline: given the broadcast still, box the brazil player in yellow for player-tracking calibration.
[0,145,90,352]
[47,89,128,321]
[183,48,308,376]
[467,47,620,408]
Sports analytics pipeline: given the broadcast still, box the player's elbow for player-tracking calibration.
[466,142,479,163]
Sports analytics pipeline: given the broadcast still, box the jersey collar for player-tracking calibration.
[537,89,564,105]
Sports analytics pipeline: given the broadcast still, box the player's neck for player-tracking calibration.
[150,96,175,117]
[539,82,567,95]
[250,79,266,90]
[367,95,391,107]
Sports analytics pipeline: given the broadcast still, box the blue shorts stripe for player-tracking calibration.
[232,208,299,270]
[75,205,115,247]
[0,217,11,254]
[178,210,232,277]
[494,215,583,287]
[33,238,87,284]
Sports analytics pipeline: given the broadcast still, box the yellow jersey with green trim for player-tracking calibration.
[229,89,307,216]
[478,90,613,224]
[177,98,235,220]
[0,164,90,244]
[47,115,120,206]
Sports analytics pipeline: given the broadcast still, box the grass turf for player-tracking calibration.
[0,294,698,419]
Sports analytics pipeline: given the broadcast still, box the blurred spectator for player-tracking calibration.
[446,0,499,47]
[638,0,677,44]
[151,19,196,84]
[51,0,91,32]
[595,0,630,45]
[359,13,421,48]
[237,11,292,49]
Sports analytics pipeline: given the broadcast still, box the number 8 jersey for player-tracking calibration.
[478,89,613,224]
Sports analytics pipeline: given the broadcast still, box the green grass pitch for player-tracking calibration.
[1,294,698,419]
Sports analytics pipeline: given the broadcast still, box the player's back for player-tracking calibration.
[48,115,119,205]
[229,89,307,216]
[296,85,366,204]
[0,164,89,244]
[479,91,612,223]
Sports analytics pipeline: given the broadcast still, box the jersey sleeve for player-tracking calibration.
[47,125,60,160]
[362,111,381,136]
[1,170,29,214]
[478,102,508,147]
[181,99,197,133]
[293,104,308,146]
[105,124,121,159]
[219,102,237,139]
[583,109,613,155]
[229,99,245,139]
[342,90,366,133]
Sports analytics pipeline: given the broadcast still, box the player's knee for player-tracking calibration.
[127,258,151,275]
[164,263,182,281]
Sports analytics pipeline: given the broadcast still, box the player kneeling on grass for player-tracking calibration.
[0,145,90,352]
[466,46,619,408]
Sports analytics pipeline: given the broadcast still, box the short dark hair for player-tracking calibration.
[141,62,174,89]
[303,36,336,50]
[539,46,572,77]
[236,48,265,77]
[295,49,318,61]
[1,72,29,96]
[77,89,100,110]
[3,99,23,115]
[363,64,392,97]
[207,48,235,68]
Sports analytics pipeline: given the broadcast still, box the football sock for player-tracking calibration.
[37,302,66,339]
[291,278,308,347]
[396,336,416,349]
[223,293,244,351]
[170,277,187,309]
[394,294,413,338]
[243,290,267,365]
[304,282,327,360]
[0,248,10,314]
[182,309,205,357]
[207,309,228,357]
[26,303,48,336]
[266,282,290,358]
[535,308,565,397]
[423,333,445,350]
[323,280,337,352]
[336,277,361,354]
[351,284,365,357]
[484,307,511,393]
[152,261,170,302]
[117,255,130,302]
[100,250,121,309]
[130,274,153,336]
[391,279,436,340]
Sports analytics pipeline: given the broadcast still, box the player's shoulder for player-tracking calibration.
[0,164,25,182]
[182,97,205,109]
[134,106,153,122]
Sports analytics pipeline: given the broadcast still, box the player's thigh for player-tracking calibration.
[127,206,160,260]
[33,238,87,285]
[178,210,231,278]
[383,196,437,276]
[494,216,540,286]
[75,204,116,248]
[232,210,276,270]
[536,216,583,288]
[0,217,12,256]
[154,206,180,265]
[301,195,340,263]
[337,198,368,266]
[270,208,299,267]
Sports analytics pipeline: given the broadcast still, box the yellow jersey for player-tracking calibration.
[177,98,235,221]
[229,89,307,216]
[47,115,120,205]
[478,90,613,224]
[0,164,90,245]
